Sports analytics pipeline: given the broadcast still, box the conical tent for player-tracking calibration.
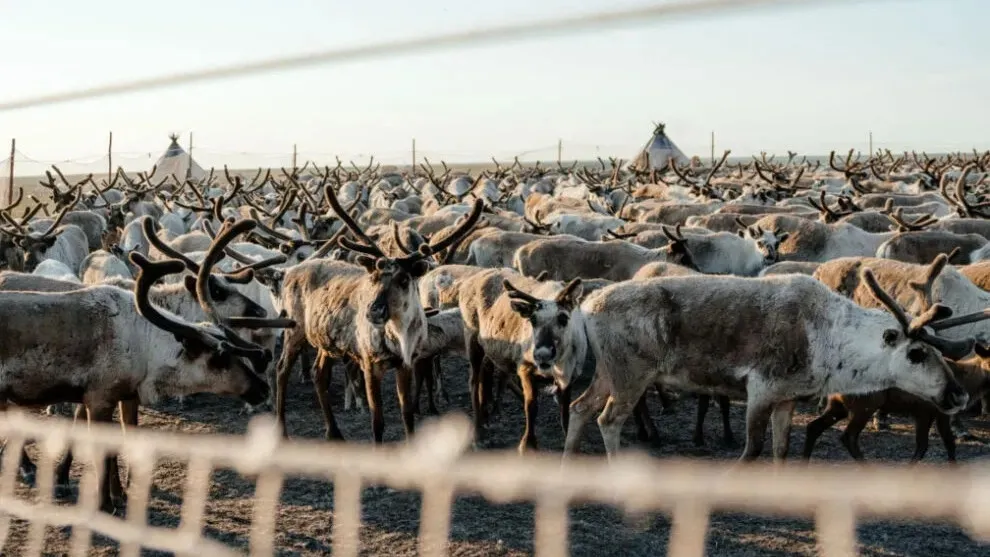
[149,134,206,182]
[630,122,690,171]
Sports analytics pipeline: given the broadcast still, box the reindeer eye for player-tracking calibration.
[397,274,410,288]
[211,285,229,301]
[907,347,926,364]
[557,313,569,327]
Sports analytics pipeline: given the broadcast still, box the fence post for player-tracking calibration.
[412,138,417,170]
[107,131,113,184]
[186,132,194,181]
[557,138,562,165]
[292,143,298,169]
[6,138,14,206]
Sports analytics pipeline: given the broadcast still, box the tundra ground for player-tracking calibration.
[5,354,990,556]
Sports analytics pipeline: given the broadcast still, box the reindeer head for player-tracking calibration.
[504,278,585,385]
[659,225,697,271]
[741,225,788,265]
[326,183,483,331]
[861,263,987,414]
[129,219,295,407]
[140,217,269,320]
[0,190,80,272]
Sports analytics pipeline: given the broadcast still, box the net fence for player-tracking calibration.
[0,409,989,556]
[1,0,984,555]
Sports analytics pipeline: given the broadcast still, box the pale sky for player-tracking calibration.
[0,0,985,175]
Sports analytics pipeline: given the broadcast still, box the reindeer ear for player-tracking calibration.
[882,329,900,346]
[778,232,790,243]
[356,255,377,272]
[509,300,535,318]
[555,278,584,310]
[975,342,990,359]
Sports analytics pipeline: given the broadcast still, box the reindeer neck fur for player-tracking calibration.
[551,308,589,388]
[355,274,426,370]
[811,300,906,397]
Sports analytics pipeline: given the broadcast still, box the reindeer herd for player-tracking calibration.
[2,149,990,518]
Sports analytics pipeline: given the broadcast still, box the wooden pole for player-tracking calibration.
[107,131,113,184]
[710,131,715,165]
[292,143,298,169]
[186,132,194,181]
[6,139,14,206]
[557,138,562,165]
[869,131,873,156]
[411,138,416,170]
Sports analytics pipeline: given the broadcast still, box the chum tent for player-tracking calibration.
[149,134,206,182]
[629,122,690,171]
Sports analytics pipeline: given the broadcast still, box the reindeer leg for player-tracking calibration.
[657,387,676,415]
[873,410,891,431]
[274,336,304,438]
[769,400,796,462]
[85,403,125,516]
[718,395,736,449]
[910,412,935,463]
[54,404,88,497]
[517,366,539,453]
[424,357,439,415]
[467,335,488,443]
[119,399,139,490]
[312,353,345,441]
[491,369,507,418]
[434,357,449,406]
[564,368,611,456]
[597,388,643,460]
[633,394,661,445]
[298,347,314,385]
[396,363,417,440]
[935,412,957,463]
[739,395,773,463]
[839,406,875,461]
[364,363,386,444]
[693,395,711,447]
[802,398,848,460]
[342,360,366,413]
[555,383,571,435]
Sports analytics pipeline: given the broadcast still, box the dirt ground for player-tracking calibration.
[4,355,990,557]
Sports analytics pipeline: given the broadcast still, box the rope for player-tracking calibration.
[0,0,861,113]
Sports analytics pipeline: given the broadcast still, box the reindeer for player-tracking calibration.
[564,271,976,461]
[274,186,482,443]
[0,218,293,514]
[513,227,695,281]
[803,256,990,462]
[0,193,89,274]
[457,268,586,451]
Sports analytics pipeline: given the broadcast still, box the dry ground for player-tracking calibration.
[3,354,990,556]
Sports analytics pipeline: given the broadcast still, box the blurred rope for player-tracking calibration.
[0,0,865,114]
